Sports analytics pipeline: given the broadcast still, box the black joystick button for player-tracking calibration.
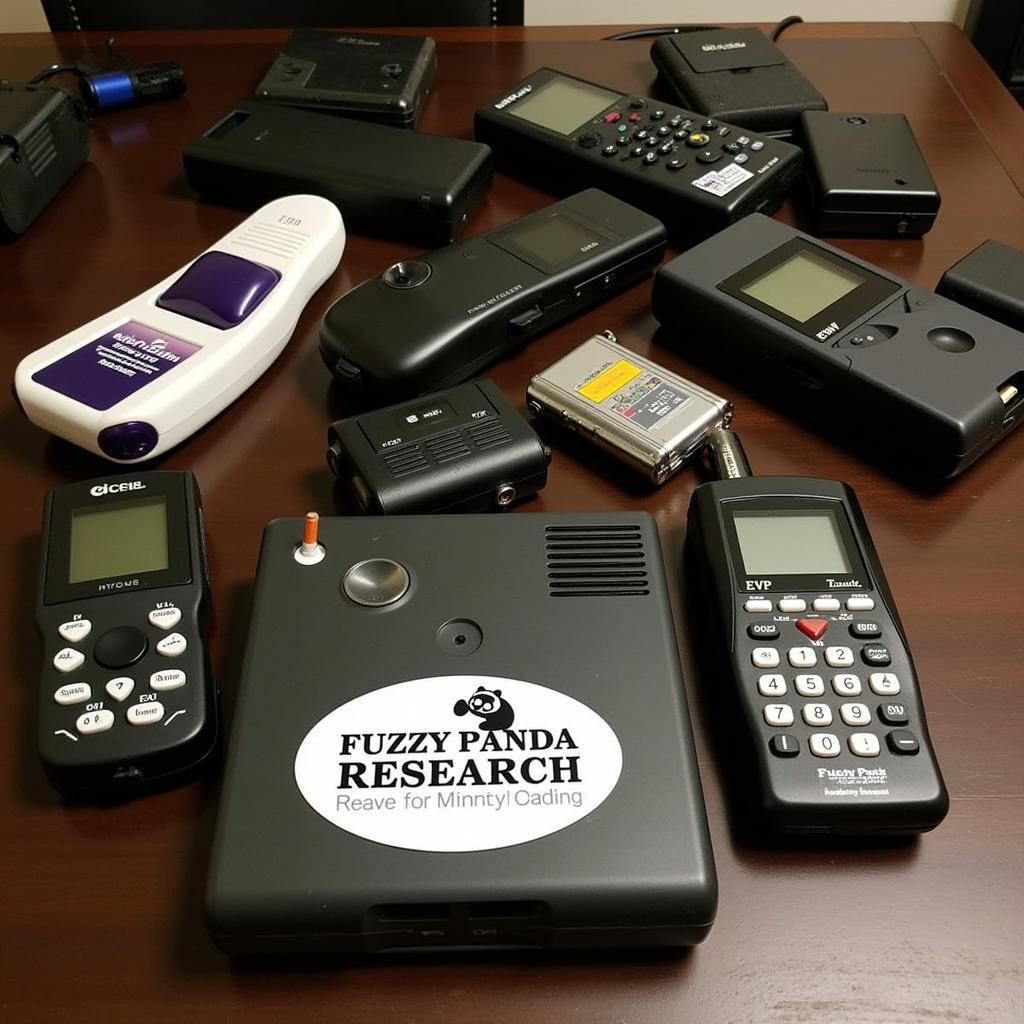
[382,260,432,289]
[93,626,148,669]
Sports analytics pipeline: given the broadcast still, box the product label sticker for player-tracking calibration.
[691,163,755,197]
[578,358,642,403]
[31,321,200,411]
[294,675,623,852]
[608,375,691,431]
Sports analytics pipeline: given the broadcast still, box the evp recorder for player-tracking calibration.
[652,214,1024,479]
[319,189,667,399]
[207,513,717,955]
[474,68,803,241]
[687,431,948,836]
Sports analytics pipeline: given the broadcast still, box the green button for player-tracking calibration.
[617,124,627,133]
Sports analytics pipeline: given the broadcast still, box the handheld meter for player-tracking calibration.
[686,431,948,836]
[319,189,666,399]
[37,470,217,797]
[15,194,345,463]
[474,68,803,241]
[652,214,1024,479]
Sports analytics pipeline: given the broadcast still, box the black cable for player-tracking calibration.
[770,15,804,41]
[28,64,86,85]
[604,15,804,44]
[603,24,719,42]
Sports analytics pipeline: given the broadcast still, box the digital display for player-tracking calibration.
[506,78,622,135]
[733,510,852,576]
[740,250,865,323]
[506,213,602,266]
[68,497,169,583]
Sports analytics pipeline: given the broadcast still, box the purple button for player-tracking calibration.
[157,251,280,329]
[98,421,159,460]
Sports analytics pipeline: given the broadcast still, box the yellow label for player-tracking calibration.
[578,360,642,403]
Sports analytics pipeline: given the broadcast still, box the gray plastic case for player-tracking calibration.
[207,513,717,955]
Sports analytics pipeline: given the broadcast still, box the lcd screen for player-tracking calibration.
[506,78,621,135]
[733,510,852,576]
[740,250,864,323]
[506,213,603,266]
[69,498,169,583]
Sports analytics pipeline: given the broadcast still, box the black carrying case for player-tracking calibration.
[0,83,90,237]
[183,100,492,245]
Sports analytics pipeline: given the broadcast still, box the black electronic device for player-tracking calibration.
[473,68,803,241]
[0,83,89,237]
[207,512,717,955]
[37,471,217,796]
[686,429,948,836]
[937,239,1024,333]
[254,29,436,129]
[327,379,550,514]
[650,26,827,136]
[799,111,940,237]
[183,100,492,245]
[319,189,667,398]
[652,214,1024,479]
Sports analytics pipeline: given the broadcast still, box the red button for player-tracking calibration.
[796,618,829,641]
[604,111,621,123]
[628,112,640,122]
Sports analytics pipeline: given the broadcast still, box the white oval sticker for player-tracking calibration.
[294,675,623,852]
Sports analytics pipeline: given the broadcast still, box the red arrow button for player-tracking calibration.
[796,618,829,641]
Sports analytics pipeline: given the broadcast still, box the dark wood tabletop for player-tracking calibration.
[1,21,1022,1024]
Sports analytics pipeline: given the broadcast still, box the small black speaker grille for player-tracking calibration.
[468,419,512,450]
[425,429,472,464]
[24,124,56,176]
[383,443,429,477]
[545,524,649,597]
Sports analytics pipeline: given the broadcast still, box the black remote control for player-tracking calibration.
[474,67,803,241]
[686,432,948,836]
[37,470,217,797]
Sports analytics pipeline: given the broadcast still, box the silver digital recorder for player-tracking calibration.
[527,332,732,483]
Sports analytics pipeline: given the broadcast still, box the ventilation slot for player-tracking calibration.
[468,419,512,450]
[383,443,429,477]
[425,429,472,464]
[232,218,310,261]
[24,124,56,176]
[545,524,649,597]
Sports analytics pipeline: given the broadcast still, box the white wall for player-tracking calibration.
[0,0,972,33]
[525,1,970,25]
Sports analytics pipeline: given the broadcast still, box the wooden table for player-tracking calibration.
[1,22,1022,1024]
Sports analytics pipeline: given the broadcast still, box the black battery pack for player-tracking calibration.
[937,240,1024,333]
[799,111,941,237]
[327,379,550,514]
[183,100,492,245]
[254,29,436,129]
[650,26,827,136]
[0,83,89,237]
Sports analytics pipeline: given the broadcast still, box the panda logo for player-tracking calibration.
[453,686,515,731]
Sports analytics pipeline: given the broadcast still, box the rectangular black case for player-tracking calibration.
[799,111,940,237]
[937,239,1024,333]
[183,100,492,245]
[254,29,436,129]
[0,83,89,237]
[208,513,717,955]
[651,27,827,136]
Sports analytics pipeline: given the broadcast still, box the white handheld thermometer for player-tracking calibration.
[14,195,345,462]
